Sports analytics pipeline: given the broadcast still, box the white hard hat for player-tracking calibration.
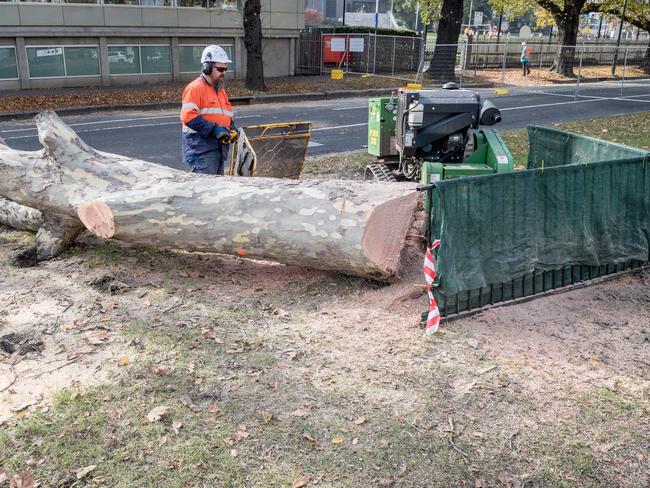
[201,45,231,64]
[521,41,526,45]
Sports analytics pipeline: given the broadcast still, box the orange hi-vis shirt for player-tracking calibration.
[180,75,234,157]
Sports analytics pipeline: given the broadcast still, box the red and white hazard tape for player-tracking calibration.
[423,240,441,334]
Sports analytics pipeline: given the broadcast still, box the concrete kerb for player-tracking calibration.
[0,88,399,122]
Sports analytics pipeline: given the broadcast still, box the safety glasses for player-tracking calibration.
[215,67,228,73]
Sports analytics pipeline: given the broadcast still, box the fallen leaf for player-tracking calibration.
[207,404,221,415]
[180,393,202,412]
[466,338,480,349]
[293,474,310,488]
[331,437,344,444]
[302,432,316,443]
[172,420,183,433]
[230,449,239,457]
[117,356,129,367]
[8,471,36,488]
[10,400,37,413]
[353,416,366,425]
[0,471,7,484]
[472,431,486,439]
[145,405,168,423]
[152,366,167,376]
[223,437,234,446]
[159,435,168,446]
[292,409,307,417]
[352,438,359,445]
[75,465,96,480]
[262,411,274,424]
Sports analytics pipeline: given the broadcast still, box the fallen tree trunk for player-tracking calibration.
[0,111,421,280]
[0,197,43,231]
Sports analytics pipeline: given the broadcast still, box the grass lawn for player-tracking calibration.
[1,110,649,488]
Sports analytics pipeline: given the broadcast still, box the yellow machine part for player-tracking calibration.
[229,122,312,179]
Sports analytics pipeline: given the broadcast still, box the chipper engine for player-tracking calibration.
[366,84,514,183]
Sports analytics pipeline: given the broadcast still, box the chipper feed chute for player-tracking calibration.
[229,122,312,179]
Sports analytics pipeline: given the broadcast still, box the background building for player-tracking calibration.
[0,0,305,90]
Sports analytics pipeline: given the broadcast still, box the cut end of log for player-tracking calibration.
[362,191,421,277]
[78,200,115,238]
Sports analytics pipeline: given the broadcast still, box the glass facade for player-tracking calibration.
[26,47,65,78]
[0,47,18,79]
[179,44,233,73]
[64,46,100,76]
[108,46,140,74]
[140,45,171,73]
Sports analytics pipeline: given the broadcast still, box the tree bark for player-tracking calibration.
[424,0,464,82]
[0,197,42,232]
[643,38,650,74]
[243,0,266,91]
[0,111,421,280]
[549,11,580,77]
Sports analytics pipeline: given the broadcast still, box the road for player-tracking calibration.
[2,79,650,170]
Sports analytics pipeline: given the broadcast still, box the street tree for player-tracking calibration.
[421,0,464,81]
[243,0,266,90]
[587,0,650,73]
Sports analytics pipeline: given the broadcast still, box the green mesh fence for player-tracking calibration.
[429,127,650,316]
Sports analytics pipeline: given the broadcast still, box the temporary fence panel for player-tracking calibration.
[426,127,650,316]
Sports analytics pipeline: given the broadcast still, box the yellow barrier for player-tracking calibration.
[494,88,509,95]
[406,83,422,90]
[331,69,344,80]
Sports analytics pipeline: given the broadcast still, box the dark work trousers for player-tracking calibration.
[522,60,530,76]
[185,144,230,175]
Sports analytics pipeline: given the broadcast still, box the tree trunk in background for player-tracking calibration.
[643,38,650,74]
[550,13,579,77]
[424,0,464,82]
[243,0,267,91]
[0,111,421,281]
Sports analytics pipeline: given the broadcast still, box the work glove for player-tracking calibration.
[213,125,230,143]
[228,129,239,143]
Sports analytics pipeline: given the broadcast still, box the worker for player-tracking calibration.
[180,45,238,175]
[521,41,531,77]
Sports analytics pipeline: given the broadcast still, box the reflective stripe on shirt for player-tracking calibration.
[182,102,199,111]
[199,107,234,117]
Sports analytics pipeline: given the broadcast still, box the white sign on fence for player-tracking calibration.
[330,38,346,52]
[519,25,532,39]
[349,37,364,52]
[473,12,483,27]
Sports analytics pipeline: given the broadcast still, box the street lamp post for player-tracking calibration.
[611,0,628,75]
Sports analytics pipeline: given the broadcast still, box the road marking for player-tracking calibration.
[308,140,323,147]
[312,122,367,132]
[332,106,367,111]
[2,121,181,140]
[499,92,650,111]
[0,114,260,134]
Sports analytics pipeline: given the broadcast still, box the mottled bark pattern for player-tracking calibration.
[0,111,421,280]
[0,197,43,231]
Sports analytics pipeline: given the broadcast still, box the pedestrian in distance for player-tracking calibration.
[180,45,238,175]
[521,41,531,77]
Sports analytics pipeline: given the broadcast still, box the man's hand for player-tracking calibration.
[213,126,230,143]
[228,129,239,143]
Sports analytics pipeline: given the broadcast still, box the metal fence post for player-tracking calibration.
[366,33,370,73]
[500,41,508,86]
[391,35,396,76]
[459,41,466,88]
[621,46,628,97]
[575,46,583,100]
[373,33,378,74]
[537,41,544,85]
[319,32,323,76]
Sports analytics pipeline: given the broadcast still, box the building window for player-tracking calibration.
[179,44,233,73]
[26,46,100,78]
[108,45,172,75]
[108,46,141,74]
[0,47,18,80]
[64,47,100,76]
[141,46,171,73]
[27,47,65,78]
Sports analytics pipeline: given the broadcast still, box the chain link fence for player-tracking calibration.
[296,32,650,96]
